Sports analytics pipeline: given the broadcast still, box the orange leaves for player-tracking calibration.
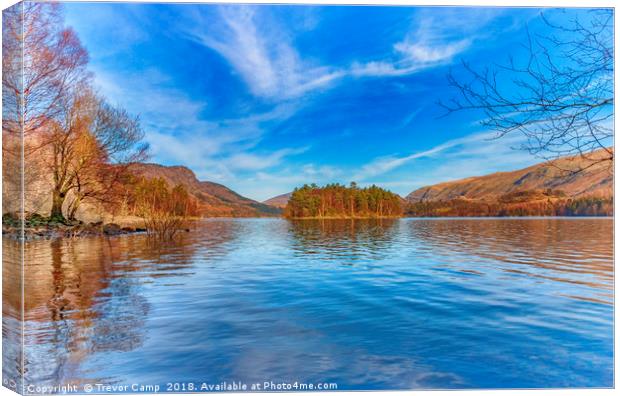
[129,177,199,239]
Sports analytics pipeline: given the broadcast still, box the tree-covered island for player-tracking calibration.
[284,183,404,219]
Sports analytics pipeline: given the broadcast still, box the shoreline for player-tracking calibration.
[2,222,147,241]
[3,214,612,241]
[284,214,613,220]
[286,216,403,220]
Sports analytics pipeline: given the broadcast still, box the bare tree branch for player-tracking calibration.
[440,10,613,174]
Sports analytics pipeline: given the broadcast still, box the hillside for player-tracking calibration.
[406,150,613,203]
[263,192,292,208]
[131,163,281,217]
[264,150,613,217]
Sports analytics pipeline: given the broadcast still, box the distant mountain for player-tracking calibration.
[233,149,614,217]
[406,149,613,203]
[131,163,281,217]
[263,192,292,208]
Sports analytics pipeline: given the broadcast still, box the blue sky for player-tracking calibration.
[63,3,597,201]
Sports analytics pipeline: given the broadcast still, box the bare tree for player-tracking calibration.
[2,2,89,217]
[3,3,149,223]
[2,2,89,138]
[441,10,613,172]
[131,178,198,240]
[64,97,149,221]
[45,87,148,221]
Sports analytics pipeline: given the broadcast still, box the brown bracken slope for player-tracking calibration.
[262,192,292,208]
[131,163,281,217]
[406,149,613,203]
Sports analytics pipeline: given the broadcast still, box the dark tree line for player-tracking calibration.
[406,190,612,217]
[285,183,404,218]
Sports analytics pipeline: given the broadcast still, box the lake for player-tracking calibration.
[2,218,613,391]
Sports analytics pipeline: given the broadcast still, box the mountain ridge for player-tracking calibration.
[263,149,613,210]
[406,149,612,203]
[262,192,292,208]
[131,163,281,217]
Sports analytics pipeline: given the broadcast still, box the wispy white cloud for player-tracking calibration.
[245,163,344,201]
[250,130,537,199]
[94,68,208,131]
[225,147,309,171]
[353,132,490,181]
[350,40,470,78]
[354,129,535,184]
[395,39,470,64]
[64,3,150,60]
[395,147,537,195]
[351,8,503,77]
[183,6,343,100]
[92,65,306,187]
[95,61,538,201]
[401,107,424,127]
[70,4,538,201]
[180,6,509,99]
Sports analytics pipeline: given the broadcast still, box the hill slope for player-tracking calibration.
[131,163,281,217]
[406,150,613,203]
[263,192,292,208]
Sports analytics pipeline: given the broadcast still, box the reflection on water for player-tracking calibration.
[3,239,24,393]
[288,218,400,261]
[2,218,613,390]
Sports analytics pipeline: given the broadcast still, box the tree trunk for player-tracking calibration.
[50,190,66,221]
[350,197,354,217]
[68,197,81,221]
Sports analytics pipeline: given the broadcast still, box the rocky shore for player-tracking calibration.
[2,213,146,241]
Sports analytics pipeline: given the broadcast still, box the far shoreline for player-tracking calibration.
[4,215,612,242]
[285,215,613,220]
[286,216,403,220]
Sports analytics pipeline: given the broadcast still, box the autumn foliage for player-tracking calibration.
[285,183,403,218]
[406,190,612,217]
[127,177,199,240]
[2,3,194,240]
[2,3,149,225]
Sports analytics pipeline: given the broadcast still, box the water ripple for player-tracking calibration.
[2,218,613,390]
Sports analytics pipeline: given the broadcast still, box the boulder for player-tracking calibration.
[102,223,122,235]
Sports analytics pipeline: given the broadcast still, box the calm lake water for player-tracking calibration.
[2,218,614,391]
